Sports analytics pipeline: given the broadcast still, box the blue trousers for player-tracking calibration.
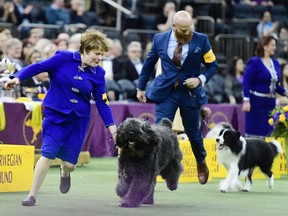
[155,90,206,163]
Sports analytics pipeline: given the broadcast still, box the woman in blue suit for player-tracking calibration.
[4,29,117,206]
[137,11,218,185]
[242,35,287,137]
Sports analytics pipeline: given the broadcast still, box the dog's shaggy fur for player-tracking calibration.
[115,117,183,207]
[216,129,282,193]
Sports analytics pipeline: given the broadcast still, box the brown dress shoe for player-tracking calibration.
[60,169,71,194]
[22,196,36,206]
[197,160,209,184]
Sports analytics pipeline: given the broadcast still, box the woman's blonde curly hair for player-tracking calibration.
[79,28,109,54]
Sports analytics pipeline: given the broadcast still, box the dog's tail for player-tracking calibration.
[269,140,283,156]
[160,118,173,129]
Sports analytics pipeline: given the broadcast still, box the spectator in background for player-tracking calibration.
[34,38,52,55]
[277,63,288,106]
[121,41,143,100]
[203,71,228,104]
[0,32,7,57]
[224,56,245,104]
[0,0,17,24]
[42,43,58,59]
[20,48,50,99]
[123,41,143,83]
[275,27,288,64]
[184,5,196,31]
[242,0,274,6]
[69,0,91,27]
[45,0,70,27]
[0,27,13,39]
[27,28,44,46]
[242,35,287,138]
[12,0,34,23]
[20,39,33,61]
[23,47,41,66]
[153,1,176,32]
[55,38,68,50]
[67,33,81,51]
[3,38,24,72]
[101,38,124,101]
[257,11,279,39]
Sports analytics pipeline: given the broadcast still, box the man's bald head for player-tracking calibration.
[173,11,193,27]
[172,11,193,44]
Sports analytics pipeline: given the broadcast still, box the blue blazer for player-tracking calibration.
[137,30,218,105]
[13,50,115,127]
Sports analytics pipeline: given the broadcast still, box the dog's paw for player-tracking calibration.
[268,175,274,189]
[219,188,227,193]
[241,188,250,192]
[143,198,154,205]
[119,202,138,208]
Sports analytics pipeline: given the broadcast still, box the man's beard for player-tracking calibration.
[175,30,193,44]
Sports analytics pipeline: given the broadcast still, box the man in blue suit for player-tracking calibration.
[137,11,218,184]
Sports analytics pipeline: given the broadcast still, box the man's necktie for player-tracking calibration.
[172,42,182,90]
[172,42,182,68]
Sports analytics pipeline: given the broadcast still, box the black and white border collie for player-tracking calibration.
[216,129,282,193]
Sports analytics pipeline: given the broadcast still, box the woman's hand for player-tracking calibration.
[242,101,251,112]
[3,77,20,90]
[108,125,117,143]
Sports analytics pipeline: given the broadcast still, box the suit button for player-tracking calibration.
[70,99,78,103]
[73,76,82,80]
[71,87,79,93]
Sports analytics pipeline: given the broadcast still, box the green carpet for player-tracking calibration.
[1,157,288,216]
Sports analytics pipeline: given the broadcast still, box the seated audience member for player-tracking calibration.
[69,0,91,28]
[121,41,143,100]
[0,0,17,24]
[184,4,196,31]
[23,48,41,66]
[123,41,143,83]
[45,0,70,27]
[67,33,81,51]
[55,38,68,50]
[101,38,124,101]
[0,32,7,57]
[242,0,273,6]
[26,28,44,46]
[277,63,288,106]
[204,71,228,104]
[3,38,24,72]
[153,1,176,32]
[20,49,50,99]
[257,10,279,39]
[275,27,288,64]
[224,56,245,104]
[0,27,13,39]
[42,43,58,59]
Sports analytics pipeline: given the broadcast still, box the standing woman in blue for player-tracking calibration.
[137,11,218,185]
[242,35,287,138]
[4,28,117,206]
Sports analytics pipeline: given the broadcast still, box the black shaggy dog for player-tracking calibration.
[115,117,183,208]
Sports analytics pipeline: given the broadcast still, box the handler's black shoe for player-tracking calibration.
[22,196,36,206]
[60,169,71,194]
